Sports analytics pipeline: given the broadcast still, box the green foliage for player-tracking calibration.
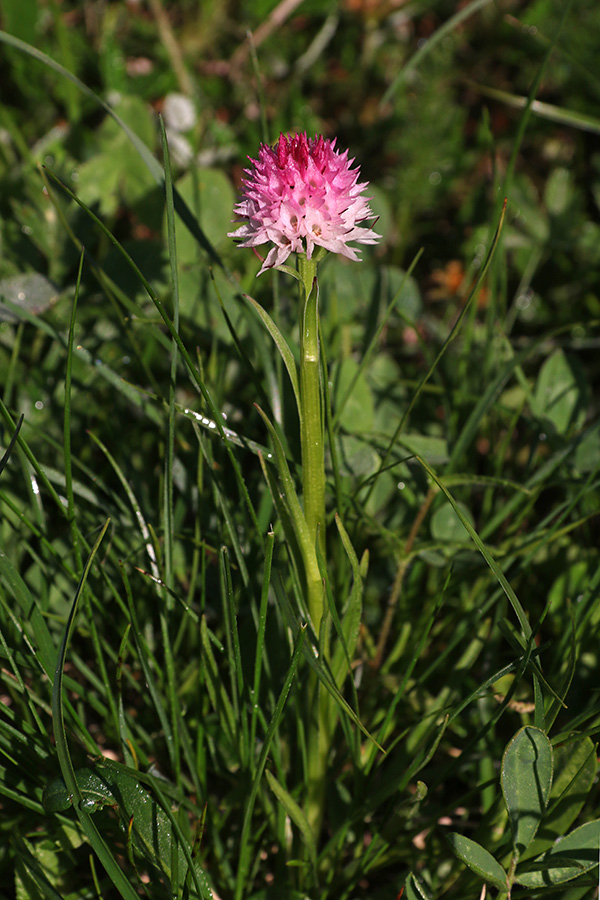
[0,2,599,899]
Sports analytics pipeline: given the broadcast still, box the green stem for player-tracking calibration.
[297,253,331,840]
[297,254,326,636]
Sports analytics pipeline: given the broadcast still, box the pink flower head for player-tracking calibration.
[228,132,381,276]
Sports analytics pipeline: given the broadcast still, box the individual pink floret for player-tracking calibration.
[228,132,381,276]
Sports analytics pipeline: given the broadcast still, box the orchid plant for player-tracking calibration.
[229,132,380,836]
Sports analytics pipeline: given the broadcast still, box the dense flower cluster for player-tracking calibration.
[228,132,380,275]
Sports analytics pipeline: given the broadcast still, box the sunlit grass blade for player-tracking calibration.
[244,293,302,421]
[469,81,600,135]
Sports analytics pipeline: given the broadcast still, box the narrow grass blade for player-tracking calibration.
[200,615,237,754]
[234,625,306,900]
[250,529,275,763]
[63,250,84,575]
[364,200,506,504]
[416,455,532,640]
[51,519,140,900]
[469,81,600,135]
[380,0,494,105]
[330,513,364,688]
[255,404,321,609]
[244,293,302,421]
[0,553,56,677]
[42,168,262,542]
[265,768,317,870]
[0,412,23,477]
[88,431,160,581]
[120,564,176,769]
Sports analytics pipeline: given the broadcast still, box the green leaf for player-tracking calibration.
[76,96,156,216]
[430,501,474,543]
[334,358,374,434]
[531,349,590,435]
[172,168,235,257]
[399,434,449,465]
[501,726,553,856]
[0,273,58,323]
[516,819,600,887]
[446,833,508,891]
[522,737,597,861]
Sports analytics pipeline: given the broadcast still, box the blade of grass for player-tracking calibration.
[51,519,140,900]
[250,529,275,769]
[380,0,495,106]
[234,624,306,900]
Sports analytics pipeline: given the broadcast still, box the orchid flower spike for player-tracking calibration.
[228,132,381,275]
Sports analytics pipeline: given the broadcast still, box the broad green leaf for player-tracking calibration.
[544,167,573,216]
[43,764,211,897]
[430,501,474,542]
[337,434,379,477]
[531,349,589,435]
[335,358,374,434]
[516,819,600,888]
[172,167,235,257]
[446,833,508,891]
[76,96,156,216]
[14,833,66,900]
[522,737,597,861]
[399,434,449,465]
[501,726,553,856]
[0,273,58,323]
